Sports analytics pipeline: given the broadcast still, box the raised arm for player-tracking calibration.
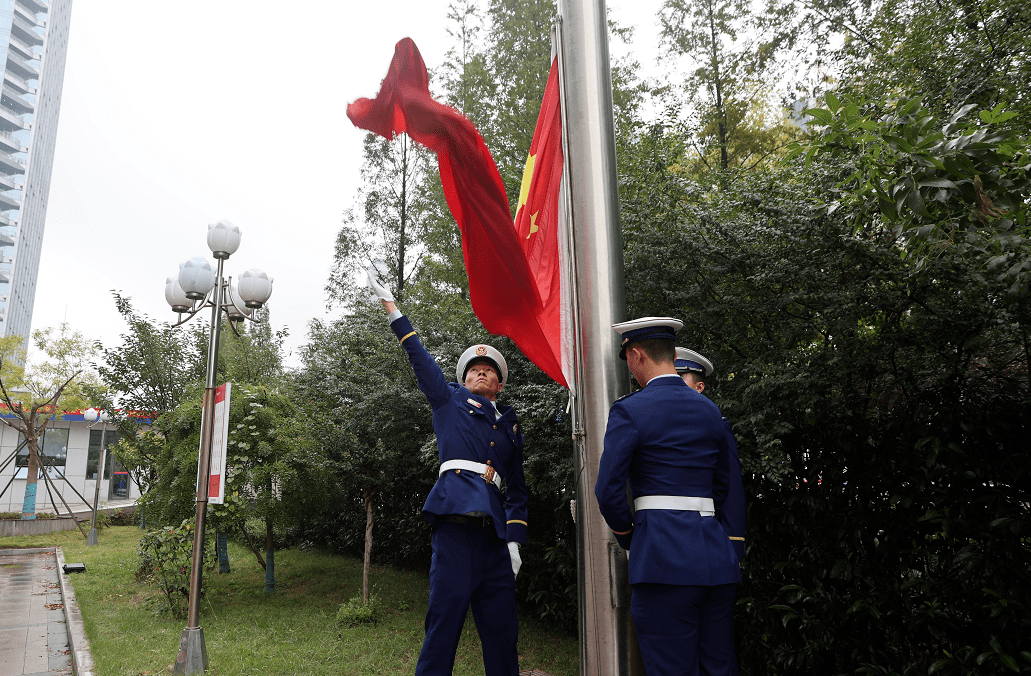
[369,267,452,409]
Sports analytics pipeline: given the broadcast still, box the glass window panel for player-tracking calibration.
[87,429,120,480]
[15,428,68,479]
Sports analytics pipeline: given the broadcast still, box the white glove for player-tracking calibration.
[508,542,522,577]
[366,263,394,302]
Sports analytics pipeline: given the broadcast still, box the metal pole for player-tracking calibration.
[554,0,644,673]
[86,421,106,546]
[174,258,225,675]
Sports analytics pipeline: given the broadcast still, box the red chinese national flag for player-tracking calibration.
[514,57,570,387]
[347,39,569,388]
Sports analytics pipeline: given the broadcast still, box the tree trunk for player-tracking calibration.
[21,442,39,519]
[264,519,275,594]
[363,488,375,603]
[708,4,729,172]
[240,522,266,569]
[217,531,230,573]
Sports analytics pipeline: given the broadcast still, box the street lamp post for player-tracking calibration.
[83,408,111,547]
[164,221,273,675]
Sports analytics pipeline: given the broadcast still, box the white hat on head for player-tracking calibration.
[611,317,683,359]
[456,344,508,387]
[675,347,714,377]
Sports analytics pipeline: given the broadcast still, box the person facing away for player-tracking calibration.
[368,266,527,676]
[675,346,746,565]
[595,317,742,676]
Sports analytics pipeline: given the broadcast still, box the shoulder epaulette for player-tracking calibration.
[614,389,642,403]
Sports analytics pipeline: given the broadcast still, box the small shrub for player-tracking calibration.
[35,512,57,520]
[0,511,20,519]
[238,516,287,550]
[336,593,379,627]
[109,509,135,526]
[136,519,216,618]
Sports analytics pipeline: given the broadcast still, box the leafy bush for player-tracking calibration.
[336,593,379,627]
[108,508,135,526]
[622,141,1031,674]
[136,518,216,618]
[0,511,56,519]
[90,511,111,531]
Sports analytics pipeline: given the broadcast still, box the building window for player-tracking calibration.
[15,427,68,479]
[86,429,121,480]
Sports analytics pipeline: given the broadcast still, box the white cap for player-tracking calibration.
[456,344,508,387]
[675,347,714,377]
[612,317,683,359]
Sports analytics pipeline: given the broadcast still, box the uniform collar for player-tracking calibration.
[464,389,510,418]
[645,373,684,387]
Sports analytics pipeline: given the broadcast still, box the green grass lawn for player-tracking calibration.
[2,526,578,676]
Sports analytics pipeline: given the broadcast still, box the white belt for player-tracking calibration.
[439,460,502,490]
[634,495,714,517]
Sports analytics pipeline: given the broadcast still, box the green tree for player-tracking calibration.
[658,0,797,175]
[792,94,1031,295]
[619,94,1031,671]
[96,293,205,415]
[299,310,437,602]
[0,324,105,518]
[94,293,206,497]
[216,307,288,385]
[327,133,435,308]
[139,382,322,594]
[842,0,1031,120]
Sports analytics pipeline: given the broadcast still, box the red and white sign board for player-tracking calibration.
[202,383,232,505]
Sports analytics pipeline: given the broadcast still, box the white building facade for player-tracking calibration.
[0,411,141,513]
[0,0,73,343]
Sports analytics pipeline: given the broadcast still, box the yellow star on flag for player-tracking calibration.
[518,152,541,239]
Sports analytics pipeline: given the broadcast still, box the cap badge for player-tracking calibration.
[476,346,487,356]
[467,398,482,408]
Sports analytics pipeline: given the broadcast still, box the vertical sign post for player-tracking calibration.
[207,383,230,505]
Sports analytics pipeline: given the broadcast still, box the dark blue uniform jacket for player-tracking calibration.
[595,376,742,586]
[391,315,528,545]
[720,419,746,563]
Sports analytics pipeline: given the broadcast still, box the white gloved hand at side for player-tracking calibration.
[366,262,394,302]
[508,541,522,577]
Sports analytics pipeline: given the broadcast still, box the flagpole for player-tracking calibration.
[553,2,644,674]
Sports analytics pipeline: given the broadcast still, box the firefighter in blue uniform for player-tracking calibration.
[675,347,746,676]
[369,268,527,676]
[595,318,743,676]
[675,347,746,565]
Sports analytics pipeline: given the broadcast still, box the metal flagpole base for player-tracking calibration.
[86,528,98,546]
[174,627,208,674]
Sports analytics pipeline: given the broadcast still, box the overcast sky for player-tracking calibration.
[31,0,665,368]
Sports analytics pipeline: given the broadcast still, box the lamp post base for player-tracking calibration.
[86,528,98,546]
[174,627,208,674]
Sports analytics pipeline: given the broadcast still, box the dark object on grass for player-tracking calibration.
[63,563,86,573]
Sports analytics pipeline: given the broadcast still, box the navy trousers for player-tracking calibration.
[631,583,738,676]
[415,519,519,676]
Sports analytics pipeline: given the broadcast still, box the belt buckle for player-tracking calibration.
[482,461,496,485]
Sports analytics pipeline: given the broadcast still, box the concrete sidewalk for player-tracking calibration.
[0,548,72,676]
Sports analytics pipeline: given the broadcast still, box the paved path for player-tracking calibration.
[0,549,72,676]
